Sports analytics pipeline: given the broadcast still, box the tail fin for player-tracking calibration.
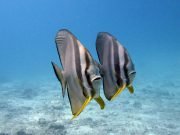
[51,61,67,97]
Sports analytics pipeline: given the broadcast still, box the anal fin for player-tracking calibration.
[71,96,92,120]
[110,84,126,101]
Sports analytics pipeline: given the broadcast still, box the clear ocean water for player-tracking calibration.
[0,0,180,135]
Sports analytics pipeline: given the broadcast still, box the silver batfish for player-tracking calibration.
[96,32,136,101]
[51,29,105,119]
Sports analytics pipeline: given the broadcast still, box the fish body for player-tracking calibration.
[52,29,105,119]
[96,32,136,101]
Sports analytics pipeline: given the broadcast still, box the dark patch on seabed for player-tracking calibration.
[0,76,180,135]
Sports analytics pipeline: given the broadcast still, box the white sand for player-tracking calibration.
[0,76,179,135]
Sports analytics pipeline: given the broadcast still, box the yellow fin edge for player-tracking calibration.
[71,96,92,120]
[110,84,126,101]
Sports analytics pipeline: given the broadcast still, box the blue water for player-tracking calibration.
[0,0,180,135]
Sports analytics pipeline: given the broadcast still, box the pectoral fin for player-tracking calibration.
[95,96,105,109]
[127,85,134,94]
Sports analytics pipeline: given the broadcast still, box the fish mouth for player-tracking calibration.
[91,76,101,82]
[128,71,136,75]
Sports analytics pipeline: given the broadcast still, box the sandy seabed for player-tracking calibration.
[0,75,180,135]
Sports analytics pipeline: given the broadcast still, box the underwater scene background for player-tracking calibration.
[0,0,180,134]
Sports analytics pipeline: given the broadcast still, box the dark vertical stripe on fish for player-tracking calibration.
[107,40,115,83]
[85,52,95,96]
[113,39,123,87]
[124,50,130,85]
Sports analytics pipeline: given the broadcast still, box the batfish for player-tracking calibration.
[51,29,105,119]
[96,32,136,101]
